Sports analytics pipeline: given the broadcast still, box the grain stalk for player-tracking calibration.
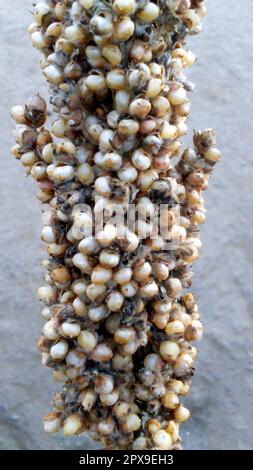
[11,0,221,450]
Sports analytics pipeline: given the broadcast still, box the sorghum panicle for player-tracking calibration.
[11,0,220,450]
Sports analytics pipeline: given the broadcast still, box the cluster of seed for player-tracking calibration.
[11,0,221,450]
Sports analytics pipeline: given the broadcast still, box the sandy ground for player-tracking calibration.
[0,0,253,450]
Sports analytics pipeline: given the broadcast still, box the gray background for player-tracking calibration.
[0,0,252,450]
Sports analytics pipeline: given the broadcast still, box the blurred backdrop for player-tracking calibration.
[0,0,253,450]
